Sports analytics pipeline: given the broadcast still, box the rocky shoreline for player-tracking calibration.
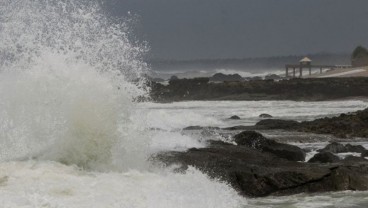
[149,77,368,102]
[156,108,368,197]
[157,131,368,197]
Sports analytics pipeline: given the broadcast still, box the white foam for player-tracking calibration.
[0,161,245,208]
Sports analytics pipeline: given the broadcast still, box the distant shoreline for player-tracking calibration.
[150,77,368,102]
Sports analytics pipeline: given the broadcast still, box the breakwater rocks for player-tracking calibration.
[150,77,368,101]
[296,108,368,138]
[157,131,368,197]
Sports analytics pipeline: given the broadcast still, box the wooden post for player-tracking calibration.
[299,66,303,77]
[293,67,296,78]
[285,66,288,77]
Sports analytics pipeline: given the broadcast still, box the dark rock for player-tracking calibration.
[151,77,368,102]
[157,142,368,197]
[265,74,281,80]
[343,155,368,163]
[319,142,367,154]
[170,75,179,80]
[210,73,243,82]
[345,144,366,153]
[255,119,299,129]
[362,150,368,157]
[234,131,305,161]
[308,152,340,163]
[183,126,220,130]
[297,108,368,138]
[229,115,241,120]
[183,126,204,130]
[234,131,267,147]
[319,142,346,153]
[259,114,273,118]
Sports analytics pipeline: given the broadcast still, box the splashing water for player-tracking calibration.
[0,0,151,170]
[0,1,245,207]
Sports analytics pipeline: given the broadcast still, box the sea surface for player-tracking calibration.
[1,1,368,207]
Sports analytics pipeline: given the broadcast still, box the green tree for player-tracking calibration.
[352,46,368,59]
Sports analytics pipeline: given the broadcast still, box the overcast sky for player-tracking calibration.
[105,0,368,60]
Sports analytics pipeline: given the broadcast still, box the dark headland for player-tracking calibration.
[150,77,368,102]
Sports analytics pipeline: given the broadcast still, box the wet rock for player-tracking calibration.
[259,114,273,118]
[319,142,367,154]
[265,74,281,80]
[229,115,241,120]
[361,150,368,157]
[210,73,243,82]
[183,126,220,130]
[255,119,299,129]
[308,152,340,163]
[234,131,305,161]
[319,142,346,153]
[157,141,368,197]
[343,155,368,163]
[297,108,368,138]
[345,144,366,153]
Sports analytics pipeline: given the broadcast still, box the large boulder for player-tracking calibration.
[234,131,305,161]
[308,152,340,163]
[157,142,368,197]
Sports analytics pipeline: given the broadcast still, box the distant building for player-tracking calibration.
[299,57,312,66]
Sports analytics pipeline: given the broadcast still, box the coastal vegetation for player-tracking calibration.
[352,45,368,67]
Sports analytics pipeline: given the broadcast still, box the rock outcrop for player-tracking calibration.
[296,109,368,138]
[234,131,305,161]
[318,142,366,153]
[229,115,241,120]
[259,113,273,118]
[255,119,299,130]
[308,152,340,163]
[158,140,368,197]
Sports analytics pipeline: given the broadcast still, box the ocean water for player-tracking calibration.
[0,1,368,207]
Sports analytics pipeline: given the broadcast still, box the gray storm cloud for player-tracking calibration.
[105,0,368,60]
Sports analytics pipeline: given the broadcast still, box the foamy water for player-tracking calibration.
[138,100,368,129]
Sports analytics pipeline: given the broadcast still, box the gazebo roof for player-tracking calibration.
[300,57,312,63]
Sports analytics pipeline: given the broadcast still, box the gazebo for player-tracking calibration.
[300,57,312,66]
